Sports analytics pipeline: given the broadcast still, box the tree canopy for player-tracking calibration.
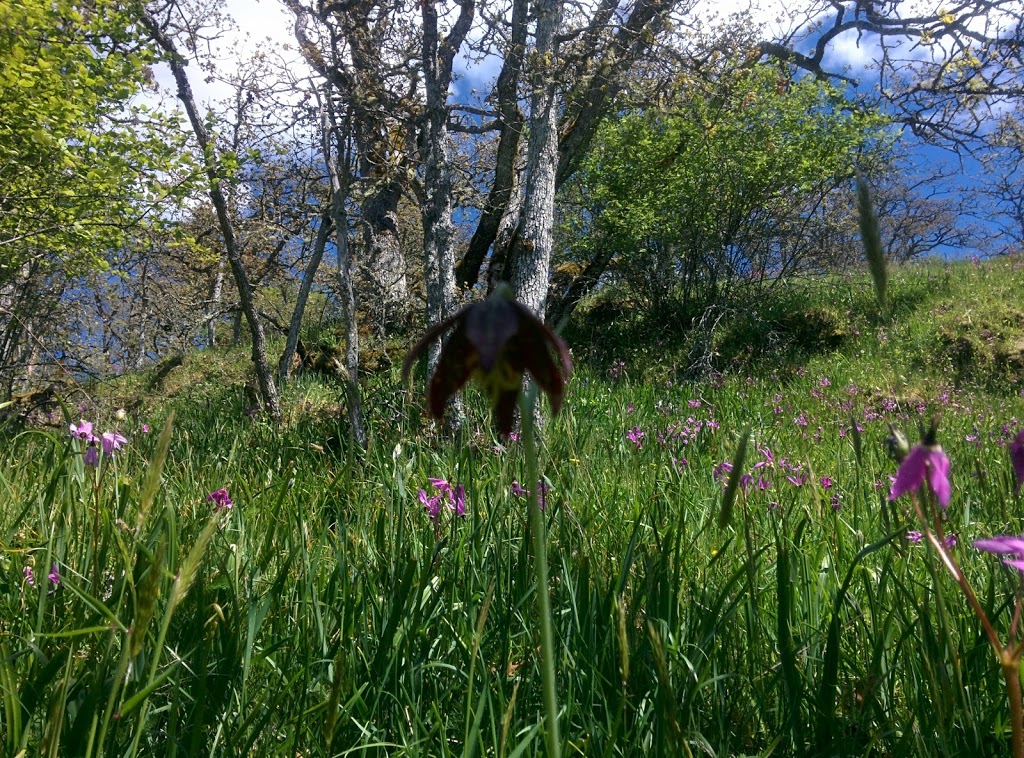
[1,0,1023,403]
[0,0,193,282]
[556,66,888,315]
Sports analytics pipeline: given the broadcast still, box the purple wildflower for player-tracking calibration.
[889,443,952,508]
[943,533,958,549]
[753,447,775,469]
[713,461,733,483]
[1010,431,1024,496]
[537,480,549,511]
[429,477,451,495]
[974,534,1024,572]
[84,446,99,467]
[419,489,443,521]
[420,479,468,520]
[906,530,923,543]
[511,480,528,497]
[70,420,95,441]
[450,484,466,517]
[100,431,127,455]
[48,563,61,586]
[24,566,34,586]
[820,476,833,490]
[207,488,234,510]
[626,427,645,448]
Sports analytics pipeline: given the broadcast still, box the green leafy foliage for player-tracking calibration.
[0,0,195,283]
[559,65,889,311]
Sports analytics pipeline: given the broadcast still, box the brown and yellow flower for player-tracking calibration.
[402,284,572,435]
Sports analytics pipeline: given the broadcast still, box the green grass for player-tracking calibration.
[3,255,1024,755]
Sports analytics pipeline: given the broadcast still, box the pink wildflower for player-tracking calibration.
[70,420,95,441]
[975,534,1024,572]
[207,488,234,510]
[1010,431,1024,496]
[889,443,951,508]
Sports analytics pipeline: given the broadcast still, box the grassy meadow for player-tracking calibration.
[4,256,1024,756]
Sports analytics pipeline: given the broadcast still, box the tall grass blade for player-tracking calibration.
[815,527,904,754]
[857,171,888,318]
[718,426,750,529]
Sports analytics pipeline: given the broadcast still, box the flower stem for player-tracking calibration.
[1003,658,1024,758]
[911,495,1003,651]
[521,388,561,758]
[910,494,1023,756]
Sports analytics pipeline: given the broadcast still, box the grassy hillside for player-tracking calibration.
[3,255,1024,756]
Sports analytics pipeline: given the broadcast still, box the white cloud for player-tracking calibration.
[150,0,310,109]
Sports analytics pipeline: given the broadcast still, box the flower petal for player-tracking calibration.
[427,323,477,419]
[464,295,520,373]
[1010,431,1024,496]
[975,535,1024,555]
[926,447,952,507]
[510,304,571,414]
[401,305,473,384]
[889,445,927,501]
[493,387,520,437]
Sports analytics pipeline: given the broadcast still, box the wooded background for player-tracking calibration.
[2,0,1022,426]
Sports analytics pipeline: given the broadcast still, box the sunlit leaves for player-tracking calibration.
[559,65,889,307]
[0,0,196,281]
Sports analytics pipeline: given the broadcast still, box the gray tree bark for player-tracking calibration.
[279,205,331,383]
[456,0,527,290]
[324,96,367,447]
[206,255,225,347]
[511,0,563,316]
[286,0,415,335]
[360,181,408,334]
[460,0,676,297]
[420,0,474,370]
[142,11,281,420]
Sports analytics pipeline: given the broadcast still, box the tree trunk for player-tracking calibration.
[206,255,225,347]
[132,259,150,371]
[456,0,526,290]
[0,268,22,396]
[510,0,563,317]
[324,97,367,447]
[279,206,332,382]
[420,0,471,370]
[420,0,473,427]
[142,12,281,420]
[360,180,408,334]
[0,262,37,397]
[486,177,524,294]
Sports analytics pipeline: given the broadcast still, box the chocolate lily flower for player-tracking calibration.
[402,284,572,435]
